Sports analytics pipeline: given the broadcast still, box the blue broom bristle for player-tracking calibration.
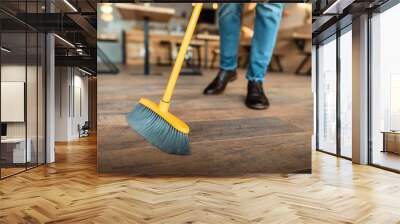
[127,103,190,155]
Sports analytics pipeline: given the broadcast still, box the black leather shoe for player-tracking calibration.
[203,69,237,95]
[245,81,270,110]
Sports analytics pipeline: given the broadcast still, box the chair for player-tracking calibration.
[157,40,173,66]
[79,121,90,138]
[210,48,220,69]
[176,40,203,75]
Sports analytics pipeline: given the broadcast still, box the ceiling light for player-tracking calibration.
[54,34,75,48]
[100,3,113,14]
[212,3,218,10]
[63,0,78,12]
[1,47,11,53]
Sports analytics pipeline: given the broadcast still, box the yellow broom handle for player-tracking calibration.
[159,3,203,112]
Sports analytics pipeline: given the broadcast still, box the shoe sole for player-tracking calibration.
[245,102,270,110]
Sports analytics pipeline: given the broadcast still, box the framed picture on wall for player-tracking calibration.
[1,81,25,122]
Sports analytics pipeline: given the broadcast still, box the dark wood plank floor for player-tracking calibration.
[98,67,313,175]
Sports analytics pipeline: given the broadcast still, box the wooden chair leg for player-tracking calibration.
[211,52,216,69]
[197,46,202,68]
[269,56,277,72]
[276,56,284,73]
[296,54,311,75]
[168,43,173,65]
[269,55,283,73]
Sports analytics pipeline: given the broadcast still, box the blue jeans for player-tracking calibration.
[219,3,284,81]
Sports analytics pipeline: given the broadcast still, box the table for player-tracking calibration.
[116,3,175,75]
[1,138,31,164]
[196,34,220,68]
[97,33,119,42]
[291,32,312,75]
[382,131,400,154]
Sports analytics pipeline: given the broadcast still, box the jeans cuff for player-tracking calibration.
[219,65,237,71]
[246,75,265,82]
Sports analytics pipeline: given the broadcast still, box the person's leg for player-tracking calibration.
[219,3,242,71]
[203,3,241,95]
[245,3,283,109]
[246,3,284,81]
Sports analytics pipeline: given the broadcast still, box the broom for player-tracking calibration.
[127,3,203,155]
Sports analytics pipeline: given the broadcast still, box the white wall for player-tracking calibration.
[55,66,70,141]
[71,74,89,138]
[74,74,89,123]
[54,67,89,141]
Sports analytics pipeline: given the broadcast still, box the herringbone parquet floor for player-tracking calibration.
[1,135,400,223]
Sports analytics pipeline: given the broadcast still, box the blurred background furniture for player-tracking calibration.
[158,40,174,66]
[292,32,312,75]
[79,121,90,138]
[382,131,400,154]
[196,33,219,68]
[176,40,204,75]
[98,3,312,75]
[1,138,32,164]
[116,3,175,75]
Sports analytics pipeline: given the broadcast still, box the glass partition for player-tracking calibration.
[0,1,46,179]
[371,3,400,171]
[317,36,337,154]
[38,32,46,165]
[339,29,352,158]
[1,30,28,177]
[27,30,38,169]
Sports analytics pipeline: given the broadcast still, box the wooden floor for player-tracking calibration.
[98,67,312,174]
[1,167,26,178]
[373,151,400,171]
[1,163,46,179]
[1,135,400,223]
